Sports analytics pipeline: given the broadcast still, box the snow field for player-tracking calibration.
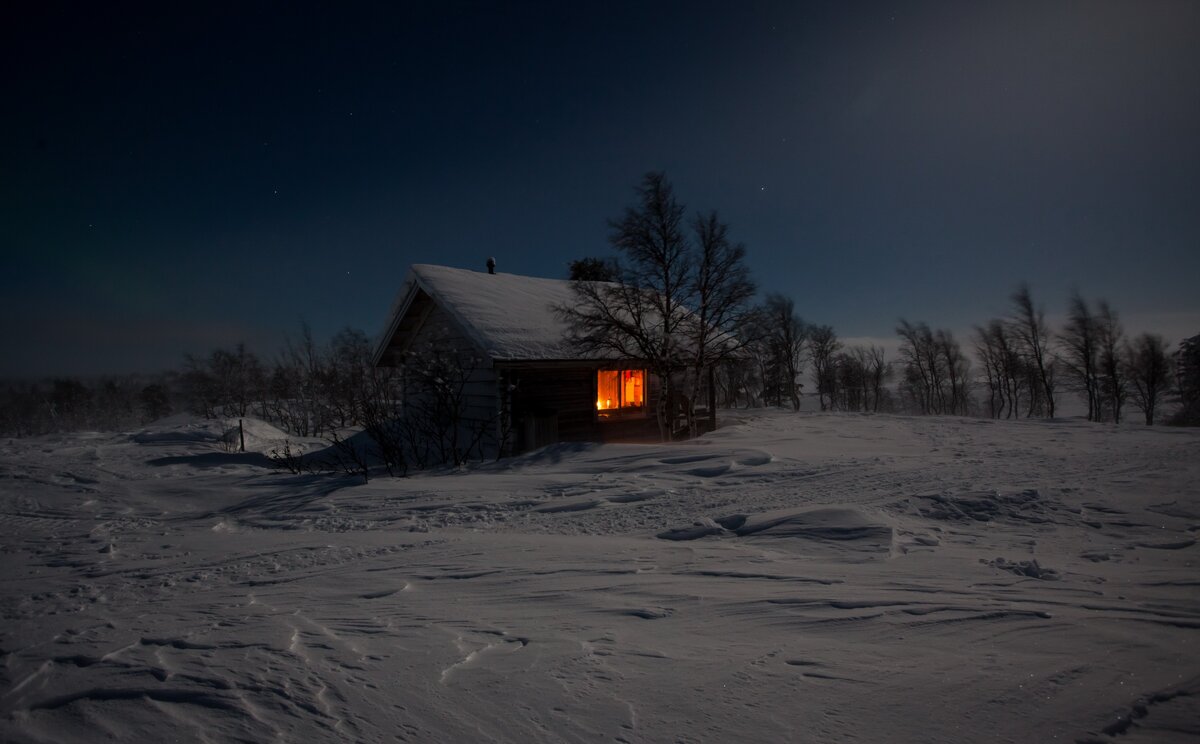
[1,411,1198,742]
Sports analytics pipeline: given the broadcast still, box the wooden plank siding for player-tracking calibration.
[400,301,503,457]
[502,367,597,451]
[501,365,661,453]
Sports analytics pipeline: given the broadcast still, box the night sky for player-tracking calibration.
[4,1,1198,377]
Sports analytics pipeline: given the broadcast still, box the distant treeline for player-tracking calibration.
[2,289,1198,440]
[0,324,491,476]
[727,283,1198,426]
[891,285,1199,426]
[0,374,174,437]
[0,325,381,440]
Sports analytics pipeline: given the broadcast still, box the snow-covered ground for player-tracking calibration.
[1,412,1198,743]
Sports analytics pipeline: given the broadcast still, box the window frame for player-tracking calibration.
[595,368,647,419]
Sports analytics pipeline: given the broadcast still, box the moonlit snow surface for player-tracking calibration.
[2,412,1198,743]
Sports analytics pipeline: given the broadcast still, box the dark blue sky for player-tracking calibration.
[4,1,1198,376]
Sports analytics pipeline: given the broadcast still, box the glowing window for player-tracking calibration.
[597,369,645,413]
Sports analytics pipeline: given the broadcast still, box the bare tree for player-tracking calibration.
[568,257,618,282]
[1096,301,1126,423]
[139,383,172,421]
[714,355,755,409]
[824,346,889,413]
[1009,284,1057,418]
[325,327,373,428]
[897,320,940,414]
[756,295,807,410]
[684,210,757,435]
[937,329,970,415]
[1059,291,1101,420]
[265,362,305,435]
[561,172,691,439]
[974,324,1004,418]
[280,323,327,436]
[359,364,409,476]
[560,172,757,438]
[831,348,872,412]
[991,320,1025,418]
[180,343,264,421]
[1125,333,1173,425]
[181,354,218,419]
[744,311,775,407]
[809,325,840,411]
[899,320,968,415]
[865,345,891,412]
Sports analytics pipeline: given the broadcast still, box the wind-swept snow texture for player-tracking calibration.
[2,412,1198,743]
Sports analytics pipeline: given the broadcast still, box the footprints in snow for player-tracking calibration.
[534,488,664,514]
[783,658,869,683]
[658,449,773,478]
[616,607,673,620]
[439,629,531,684]
[359,583,410,599]
[657,507,896,559]
[982,557,1061,581]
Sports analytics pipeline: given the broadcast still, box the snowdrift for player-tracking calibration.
[1,411,1198,743]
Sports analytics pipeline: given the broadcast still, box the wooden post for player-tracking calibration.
[239,419,245,453]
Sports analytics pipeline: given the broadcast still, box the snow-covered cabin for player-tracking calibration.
[372,263,661,455]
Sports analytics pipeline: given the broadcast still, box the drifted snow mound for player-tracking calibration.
[733,507,893,542]
[659,507,893,554]
[132,415,297,452]
[131,414,228,444]
[657,517,731,541]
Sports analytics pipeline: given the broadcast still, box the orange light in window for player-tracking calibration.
[623,370,644,407]
[597,369,644,412]
[597,370,618,410]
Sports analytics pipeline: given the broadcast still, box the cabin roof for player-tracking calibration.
[374,264,600,366]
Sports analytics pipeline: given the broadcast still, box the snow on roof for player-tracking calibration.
[377,264,596,364]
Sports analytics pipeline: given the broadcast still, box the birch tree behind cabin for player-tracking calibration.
[558,172,757,440]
